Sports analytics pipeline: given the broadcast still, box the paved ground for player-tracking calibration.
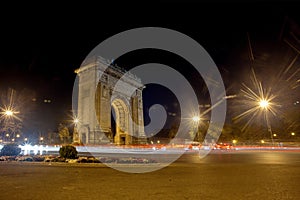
[0,151,299,200]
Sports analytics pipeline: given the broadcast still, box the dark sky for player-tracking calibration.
[0,1,299,135]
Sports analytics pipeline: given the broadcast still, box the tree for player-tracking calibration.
[168,124,178,139]
[0,143,21,156]
[58,123,70,144]
[59,145,78,159]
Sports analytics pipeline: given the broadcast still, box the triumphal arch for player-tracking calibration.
[74,56,146,145]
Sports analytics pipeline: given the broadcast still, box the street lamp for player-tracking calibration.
[2,109,19,119]
[192,116,200,123]
[259,100,269,109]
[73,118,79,126]
[191,116,200,142]
[291,132,295,136]
[40,137,44,144]
[258,99,275,145]
[4,110,13,116]
[72,117,80,144]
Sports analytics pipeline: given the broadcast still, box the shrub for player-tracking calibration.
[0,143,21,156]
[59,145,78,159]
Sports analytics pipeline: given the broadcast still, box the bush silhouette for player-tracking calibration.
[59,145,78,159]
[0,143,21,156]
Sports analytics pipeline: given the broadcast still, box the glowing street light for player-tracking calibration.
[192,116,200,123]
[1,108,20,121]
[74,118,79,124]
[259,99,269,109]
[73,118,79,127]
[190,116,201,142]
[4,110,13,116]
[24,138,28,142]
[234,69,278,146]
[72,116,80,144]
[291,132,295,136]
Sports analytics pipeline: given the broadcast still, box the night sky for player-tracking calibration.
[0,2,299,136]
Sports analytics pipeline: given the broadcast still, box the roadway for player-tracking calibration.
[0,151,299,200]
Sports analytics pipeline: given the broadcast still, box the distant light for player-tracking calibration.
[157,140,160,144]
[232,139,237,144]
[24,138,28,141]
[11,138,15,142]
[291,132,295,136]
[273,134,277,137]
[40,137,44,141]
[44,99,51,103]
[5,134,9,137]
[16,134,20,138]
[168,112,176,116]
[261,140,265,144]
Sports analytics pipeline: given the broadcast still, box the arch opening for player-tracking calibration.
[111,98,131,145]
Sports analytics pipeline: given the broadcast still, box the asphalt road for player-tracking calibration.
[0,151,299,200]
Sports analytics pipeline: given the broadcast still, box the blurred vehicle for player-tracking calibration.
[185,141,200,151]
[213,143,233,150]
[200,144,211,150]
[190,141,201,150]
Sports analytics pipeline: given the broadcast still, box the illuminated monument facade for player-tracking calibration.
[74,56,146,145]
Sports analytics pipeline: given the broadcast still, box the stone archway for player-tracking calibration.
[111,98,131,145]
[74,56,146,145]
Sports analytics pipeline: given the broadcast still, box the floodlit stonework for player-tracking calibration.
[74,56,146,145]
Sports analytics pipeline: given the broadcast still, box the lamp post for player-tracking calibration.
[192,116,200,141]
[40,137,44,145]
[72,118,80,144]
[2,109,20,142]
[259,99,274,145]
